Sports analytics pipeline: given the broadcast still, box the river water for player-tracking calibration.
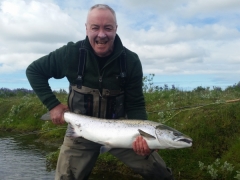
[0,133,55,180]
[0,133,142,180]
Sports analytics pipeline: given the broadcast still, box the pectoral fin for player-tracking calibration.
[138,129,156,140]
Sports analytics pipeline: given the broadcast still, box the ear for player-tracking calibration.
[85,23,88,35]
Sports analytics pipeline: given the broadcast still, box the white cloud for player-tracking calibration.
[0,0,240,89]
[0,0,83,43]
[0,0,86,74]
[182,0,240,15]
[119,0,240,16]
[113,0,240,82]
[0,53,41,73]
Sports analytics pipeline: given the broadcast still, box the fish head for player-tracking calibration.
[155,124,192,149]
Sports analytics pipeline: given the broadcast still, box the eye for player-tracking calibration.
[105,26,113,31]
[173,132,182,136]
[91,27,99,31]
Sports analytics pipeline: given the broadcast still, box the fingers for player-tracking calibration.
[52,115,65,125]
[50,104,69,125]
[133,136,151,156]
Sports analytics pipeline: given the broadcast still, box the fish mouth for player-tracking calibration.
[178,138,192,144]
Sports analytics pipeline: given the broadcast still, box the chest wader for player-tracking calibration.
[56,40,174,180]
[67,40,127,119]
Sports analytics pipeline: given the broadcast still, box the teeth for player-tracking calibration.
[96,41,107,44]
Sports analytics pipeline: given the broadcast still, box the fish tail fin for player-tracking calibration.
[100,146,112,154]
[40,112,51,121]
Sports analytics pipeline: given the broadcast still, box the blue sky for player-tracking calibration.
[0,0,240,91]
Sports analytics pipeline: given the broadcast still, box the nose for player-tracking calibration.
[98,29,107,38]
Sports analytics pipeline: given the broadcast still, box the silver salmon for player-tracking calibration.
[41,112,192,151]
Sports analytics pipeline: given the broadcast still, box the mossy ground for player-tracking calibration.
[1,84,240,179]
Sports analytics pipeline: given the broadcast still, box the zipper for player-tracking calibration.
[94,50,124,118]
[98,75,103,118]
[99,75,103,91]
[102,50,124,70]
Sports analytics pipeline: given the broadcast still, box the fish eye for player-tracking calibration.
[173,132,182,136]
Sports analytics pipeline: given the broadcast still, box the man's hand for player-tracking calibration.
[133,136,151,156]
[50,104,69,125]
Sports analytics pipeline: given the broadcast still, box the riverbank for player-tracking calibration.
[1,84,240,179]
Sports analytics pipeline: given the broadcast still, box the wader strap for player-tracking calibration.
[76,40,86,89]
[119,47,127,89]
[119,47,127,88]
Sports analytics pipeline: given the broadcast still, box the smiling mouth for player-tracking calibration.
[96,40,107,44]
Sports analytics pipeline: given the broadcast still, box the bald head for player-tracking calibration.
[86,4,117,25]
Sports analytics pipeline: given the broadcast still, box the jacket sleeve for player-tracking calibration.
[125,52,147,120]
[26,44,70,110]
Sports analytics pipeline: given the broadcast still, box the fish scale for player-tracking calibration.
[61,112,193,151]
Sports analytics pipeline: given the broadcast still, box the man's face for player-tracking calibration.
[86,8,117,57]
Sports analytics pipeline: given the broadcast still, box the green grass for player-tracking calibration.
[143,84,240,180]
[1,84,240,179]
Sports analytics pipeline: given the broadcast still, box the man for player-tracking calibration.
[26,4,173,180]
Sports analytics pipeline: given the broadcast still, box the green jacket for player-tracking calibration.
[26,34,147,120]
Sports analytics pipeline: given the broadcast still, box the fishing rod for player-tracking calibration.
[146,98,240,114]
[146,98,240,124]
